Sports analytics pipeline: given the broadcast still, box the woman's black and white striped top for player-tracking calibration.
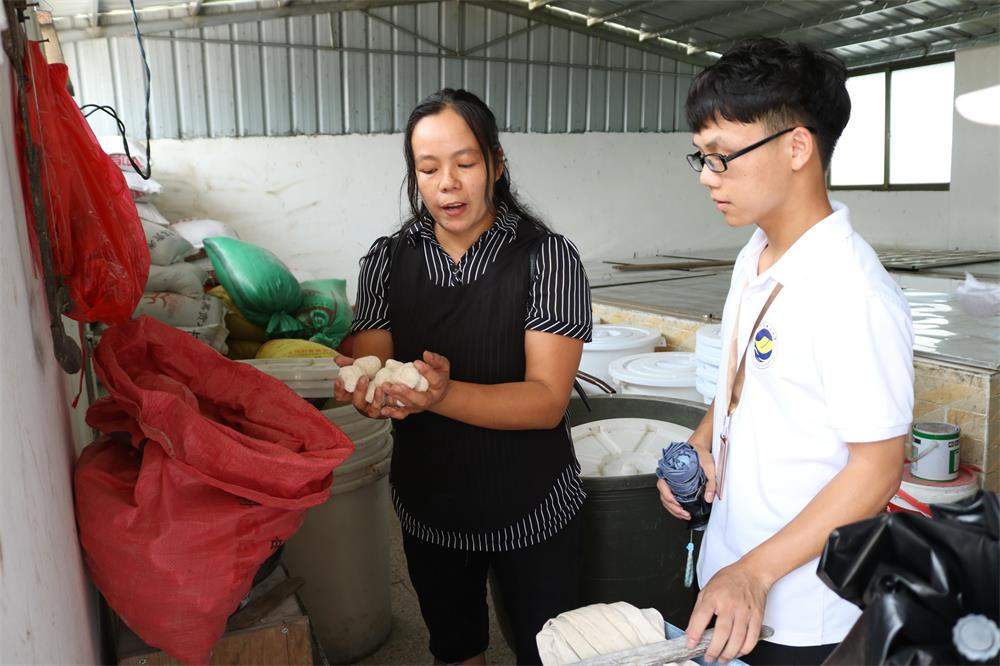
[352,203,593,551]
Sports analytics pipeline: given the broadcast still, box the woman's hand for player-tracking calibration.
[380,351,451,420]
[332,354,389,420]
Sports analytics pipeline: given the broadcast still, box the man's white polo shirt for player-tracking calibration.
[696,201,915,646]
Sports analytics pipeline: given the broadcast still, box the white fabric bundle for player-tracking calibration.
[536,602,673,665]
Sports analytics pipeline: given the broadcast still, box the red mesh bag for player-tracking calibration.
[74,317,353,663]
[14,41,148,323]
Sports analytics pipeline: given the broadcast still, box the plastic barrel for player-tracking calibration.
[283,413,394,663]
[492,395,708,648]
[570,395,707,628]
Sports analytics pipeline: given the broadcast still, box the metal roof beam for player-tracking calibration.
[363,7,456,55]
[460,21,542,56]
[189,0,203,16]
[587,0,654,28]
[463,0,716,67]
[638,1,776,43]
[57,0,438,41]
[90,0,101,27]
[822,4,1000,51]
[845,30,1000,68]
[690,0,925,55]
[529,0,558,10]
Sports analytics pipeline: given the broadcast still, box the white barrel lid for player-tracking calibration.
[239,358,340,382]
[609,352,697,388]
[696,325,723,350]
[695,375,716,399]
[584,325,662,352]
[696,362,719,384]
[571,417,694,477]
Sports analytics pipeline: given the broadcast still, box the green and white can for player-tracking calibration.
[911,422,961,482]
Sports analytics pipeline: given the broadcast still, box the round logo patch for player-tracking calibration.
[752,324,776,369]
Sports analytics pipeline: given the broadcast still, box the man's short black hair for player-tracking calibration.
[685,38,851,170]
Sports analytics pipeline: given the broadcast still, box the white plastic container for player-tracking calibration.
[283,411,394,663]
[889,464,979,514]
[578,325,663,393]
[608,352,702,403]
[238,370,393,663]
[239,358,340,398]
[695,324,723,366]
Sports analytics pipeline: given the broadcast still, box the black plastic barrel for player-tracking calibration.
[491,395,708,646]
[569,395,706,628]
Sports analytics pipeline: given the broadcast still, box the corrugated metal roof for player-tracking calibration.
[49,0,1000,68]
[63,1,704,139]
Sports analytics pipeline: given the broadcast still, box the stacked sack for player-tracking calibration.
[97,136,228,354]
[203,238,353,360]
[133,222,229,354]
[98,135,164,203]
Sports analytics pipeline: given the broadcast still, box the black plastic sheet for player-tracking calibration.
[818,491,999,665]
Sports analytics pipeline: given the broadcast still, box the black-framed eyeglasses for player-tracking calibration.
[686,126,816,173]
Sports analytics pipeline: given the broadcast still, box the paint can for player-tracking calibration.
[910,421,961,482]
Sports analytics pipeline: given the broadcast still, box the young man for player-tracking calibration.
[657,39,915,665]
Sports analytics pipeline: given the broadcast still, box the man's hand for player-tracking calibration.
[686,561,770,663]
[657,442,716,520]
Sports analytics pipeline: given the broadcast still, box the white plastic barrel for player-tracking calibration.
[238,354,394,664]
[578,325,663,394]
[283,405,394,663]
[608,352,702,403]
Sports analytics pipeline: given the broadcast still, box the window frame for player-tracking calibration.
[829,53,955,193]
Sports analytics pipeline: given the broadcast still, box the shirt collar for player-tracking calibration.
[738,200,853,286]
[408,202,519,245]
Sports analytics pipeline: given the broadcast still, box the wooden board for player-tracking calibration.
[118,618,311,666]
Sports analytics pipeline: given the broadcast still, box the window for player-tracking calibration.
[830,58,954,190]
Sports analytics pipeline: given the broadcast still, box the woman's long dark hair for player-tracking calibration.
[399,88,550,237]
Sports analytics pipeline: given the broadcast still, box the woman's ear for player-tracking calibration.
[494,149,505,183]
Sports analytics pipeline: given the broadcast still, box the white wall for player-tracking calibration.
[149,45,999,298]
[950,44,1000,251]
[0,59,102,663]
[150,131,754,296]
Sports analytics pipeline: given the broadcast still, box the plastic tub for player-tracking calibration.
[889,464,979,515]
[239,358,340,398]
[609,352,702,403]
[283,411,393,663]
[695,325,723,367]
[252,383,393,663]
[579,325,663,394]
[570,396,707,628]
[493,395,709,651]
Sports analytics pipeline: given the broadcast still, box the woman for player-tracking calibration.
[334,89,592,665]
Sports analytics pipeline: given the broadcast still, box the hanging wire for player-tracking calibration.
[78,0,152,179]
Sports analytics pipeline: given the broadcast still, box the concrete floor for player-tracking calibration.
[358,513,517,665]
